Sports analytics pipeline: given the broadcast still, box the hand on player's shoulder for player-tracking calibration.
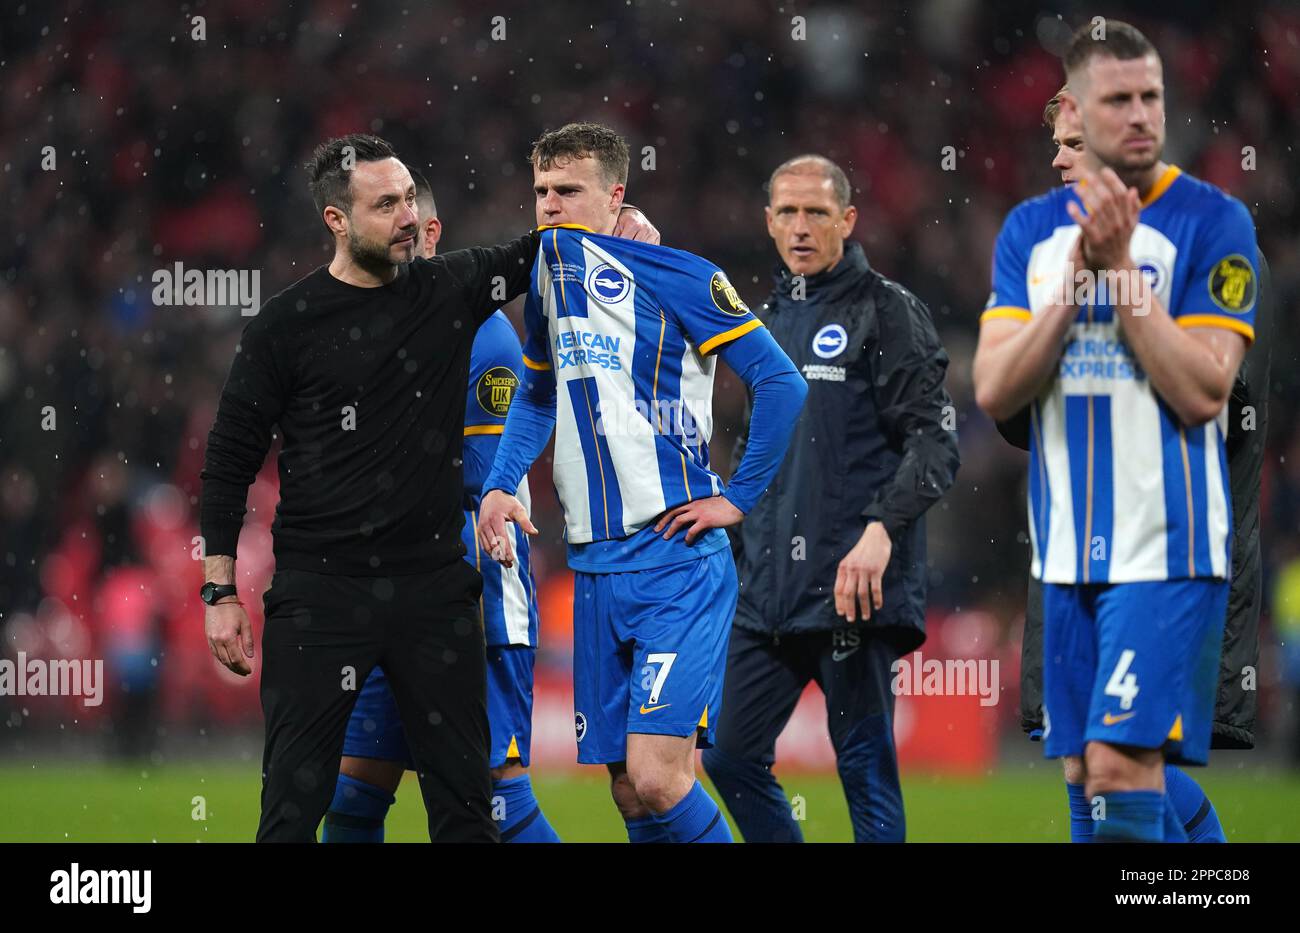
[613,206,660,244]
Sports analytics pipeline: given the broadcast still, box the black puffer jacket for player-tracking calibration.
[732,243,960,651]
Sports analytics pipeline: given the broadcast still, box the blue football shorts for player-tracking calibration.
[571,547,738,765]
[1042,578,1227,766]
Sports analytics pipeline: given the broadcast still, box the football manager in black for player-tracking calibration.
[198,134,655,842]
[703,155,959,842]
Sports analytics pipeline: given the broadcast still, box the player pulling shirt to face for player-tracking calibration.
[479,123,807,843]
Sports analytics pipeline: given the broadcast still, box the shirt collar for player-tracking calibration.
[772,241,870,299]
[1140,164,1181,208]
[537,223,596,233]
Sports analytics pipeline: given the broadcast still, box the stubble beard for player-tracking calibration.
[1088,130,1164,190]
[347,229,403,278]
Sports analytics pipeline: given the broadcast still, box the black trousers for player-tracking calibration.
[715,625,899,761]
[708,624,905,842]
[255,560,497,842]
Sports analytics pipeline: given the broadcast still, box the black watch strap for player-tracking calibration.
[200,582,239,605]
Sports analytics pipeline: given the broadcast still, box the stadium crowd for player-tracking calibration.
[2,1,1298,759]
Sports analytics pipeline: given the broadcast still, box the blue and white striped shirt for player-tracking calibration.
[461,310,539,646]
[984,166,1258,584]
[520,225,764,544]
[484,224,806,574]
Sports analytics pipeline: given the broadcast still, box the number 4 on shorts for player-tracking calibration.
[1105,649,1139,711]
[645,652,677,705]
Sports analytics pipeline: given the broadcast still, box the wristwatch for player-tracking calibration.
[200,582,239,605]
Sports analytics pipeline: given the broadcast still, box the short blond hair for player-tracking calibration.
[529,122,629,187]
[1043,85,1069,129]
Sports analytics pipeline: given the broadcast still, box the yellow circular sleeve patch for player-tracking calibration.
[476,366,519,417]
[1208,254,1256,314]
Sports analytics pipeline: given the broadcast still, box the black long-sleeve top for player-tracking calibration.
[199,232,539,576]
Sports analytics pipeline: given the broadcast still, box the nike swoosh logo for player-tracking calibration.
[639,703,671,714]
[1102,711,1136,726]
[831,648,859,662]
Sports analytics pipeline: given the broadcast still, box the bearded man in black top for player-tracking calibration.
[198,135,656,842]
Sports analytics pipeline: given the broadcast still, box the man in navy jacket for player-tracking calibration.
[703,155,960,842]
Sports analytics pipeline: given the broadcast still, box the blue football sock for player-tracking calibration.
[1092,789,1163,843]
[1164,765,1226,843]
[493,774,560,843]
[321,773,394,843]
[651,781,733,843]
[702,746,802,843]
[1066,781,1096,842]
[625,815,672,843]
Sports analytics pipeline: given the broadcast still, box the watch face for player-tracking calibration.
[200,583,215,603]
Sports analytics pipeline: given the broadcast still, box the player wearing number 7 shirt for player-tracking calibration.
[477,122,807,844]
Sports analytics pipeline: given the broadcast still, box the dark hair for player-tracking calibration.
[767,154,852,209]
[1043,85,1069,129]
[1063,19,1157,76]
[529,122,630,187]
[409,167,437,218]
[305,134,398,216]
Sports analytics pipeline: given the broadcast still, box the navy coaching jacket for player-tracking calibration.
[731,242,960,652]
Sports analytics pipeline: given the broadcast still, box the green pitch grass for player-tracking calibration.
[2,762,1298,842]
